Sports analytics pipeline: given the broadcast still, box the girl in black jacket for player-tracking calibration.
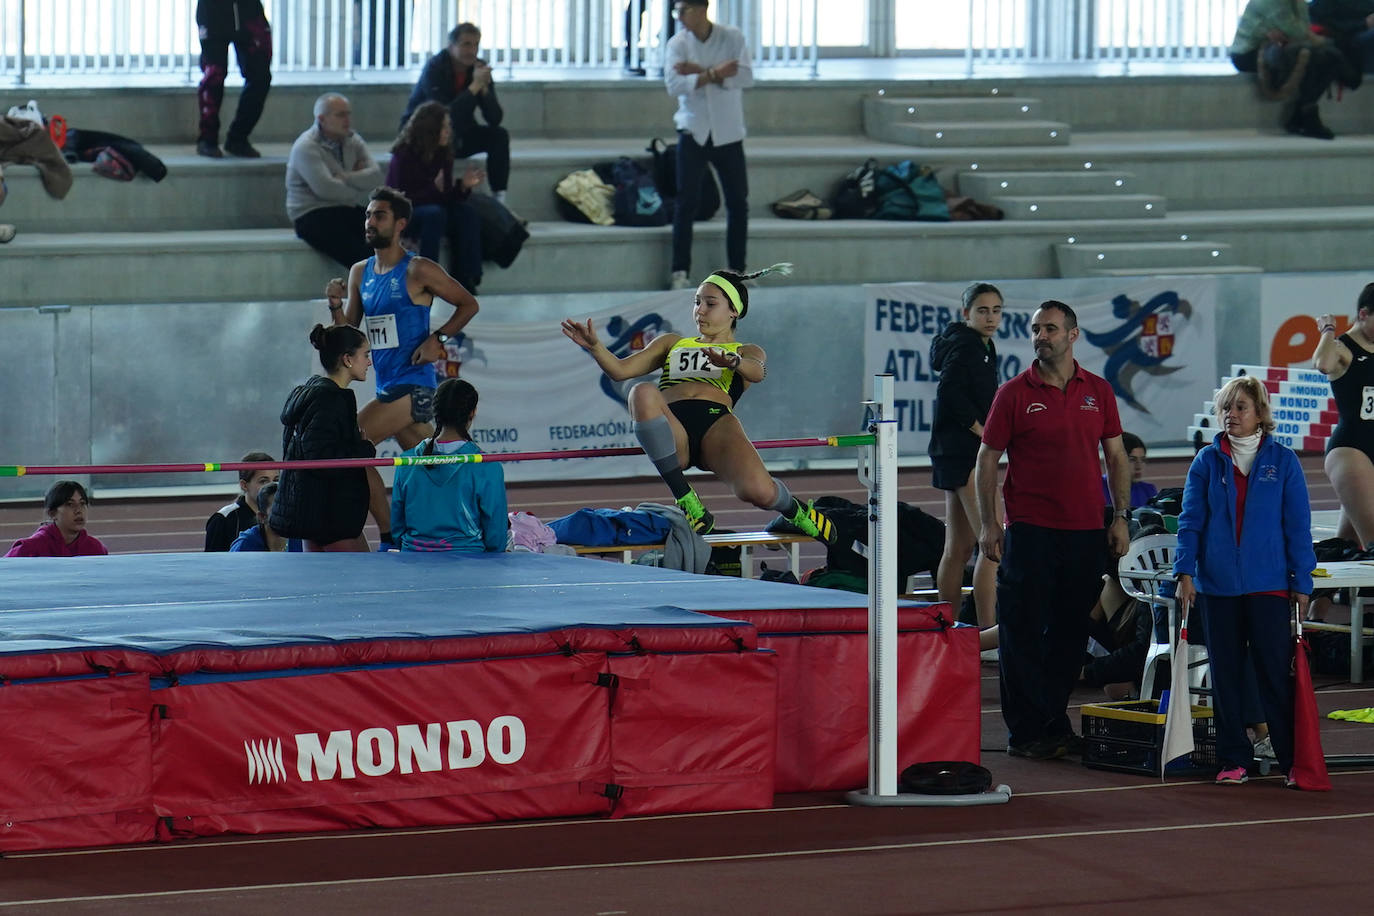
[269,324,377,550]
[929,282,1004,638]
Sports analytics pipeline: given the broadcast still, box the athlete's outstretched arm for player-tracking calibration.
[561,318,677,381]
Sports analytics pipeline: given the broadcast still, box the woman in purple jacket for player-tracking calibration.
[6,480,109,557]
[1174,375,1315,787]
[387,101,485,294]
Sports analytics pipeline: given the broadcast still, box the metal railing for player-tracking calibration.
[0,1,1249,85]
[963,0,1246,73]
[0,0,821,85]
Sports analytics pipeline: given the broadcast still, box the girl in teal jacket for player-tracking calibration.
[390,379,508,553]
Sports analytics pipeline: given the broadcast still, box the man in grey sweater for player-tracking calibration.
[286,93,383,266]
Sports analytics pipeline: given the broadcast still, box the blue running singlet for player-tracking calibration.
[360,251,436,394]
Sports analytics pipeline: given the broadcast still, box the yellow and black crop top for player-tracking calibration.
[658,337,747,404]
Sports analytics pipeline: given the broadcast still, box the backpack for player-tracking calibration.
[610,156,670,227]
[872,160,950,222]
[93,146,136,181]
[771,495,945,590]
[647,137,721,221]
[468,191,529,268]
[831,158,879,219]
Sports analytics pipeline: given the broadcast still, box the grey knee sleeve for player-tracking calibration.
[634,415,681,474]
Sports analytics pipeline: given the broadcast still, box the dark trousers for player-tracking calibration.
[408,202,483,292]
[198,13,273,144]
[671,131,748,274]
[454,125,510,193]
[622,0,675,69]
[997,523,1107,747]
[295,206,370,268]
[1200,593,1295,771]
[1231,45,1344,110]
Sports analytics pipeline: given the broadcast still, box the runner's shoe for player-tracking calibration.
[788,500,837,546]
[676,490,715,535]
[1215,766,1248,785]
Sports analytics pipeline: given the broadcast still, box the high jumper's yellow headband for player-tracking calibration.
[703,274,746,319]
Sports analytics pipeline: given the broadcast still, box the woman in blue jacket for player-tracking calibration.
[1174,375,1315,786]
[391,378,508,553]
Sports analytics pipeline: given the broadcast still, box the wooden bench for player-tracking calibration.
[571,531,812,578]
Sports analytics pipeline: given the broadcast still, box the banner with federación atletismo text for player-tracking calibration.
[863,279,1219,454]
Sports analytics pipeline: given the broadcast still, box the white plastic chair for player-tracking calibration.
[1117,533,1211,703]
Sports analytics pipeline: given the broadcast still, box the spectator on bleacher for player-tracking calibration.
[399,23,510,205]
[387,101,485,295]
[1174,375,1315,786]
[1314,288,1374,547]
[195,0,272,158]
[1310,0,1374,73]
[204,451,277,551]
[286,93,382,267]
[390,379,508,553]
[1100,431,1158,509]
[664,0,753,291]
[976,300,1132,760]
[269,324,377,552]
[561,264,840,544]
[5,480,108,557]
[930,282,1004,640]
[325,186,480,551]
[229,482,301,552]
[1230,0,1347,139]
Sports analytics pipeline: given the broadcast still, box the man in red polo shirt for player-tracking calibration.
[976,299,1132,760]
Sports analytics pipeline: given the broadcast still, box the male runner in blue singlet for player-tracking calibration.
[325,185,479,547]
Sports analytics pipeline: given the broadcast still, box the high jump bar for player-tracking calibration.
[0,435,877,477]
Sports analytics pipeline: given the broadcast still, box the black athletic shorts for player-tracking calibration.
[377,384,435,425]
[668,399,731,470]
[931,454,976,491]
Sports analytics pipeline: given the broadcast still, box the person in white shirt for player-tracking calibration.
[663,0,753,290]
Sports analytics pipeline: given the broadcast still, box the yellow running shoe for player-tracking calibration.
[675,490,715,535]
[789,500,837,546]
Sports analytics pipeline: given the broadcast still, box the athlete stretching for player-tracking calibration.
[561,265,836,543]
[325,185,479,547]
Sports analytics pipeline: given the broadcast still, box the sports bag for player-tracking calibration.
[872,160,950,222]
[468,191,529,268]
[555,167,616,225]
[772,188,832,220]
[831,158,879,219]
[610,156,670,226]
[647,137,721,221]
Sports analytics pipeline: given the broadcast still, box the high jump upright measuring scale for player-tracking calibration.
[847,375,1011,807]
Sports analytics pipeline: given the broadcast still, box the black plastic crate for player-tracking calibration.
[1081,700,1217,775]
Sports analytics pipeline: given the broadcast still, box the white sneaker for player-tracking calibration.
[1253,736,1276,760]
[980,648,1000,663]
[494,190,507,205]
[0,224,14,244]
[669,270,692,290]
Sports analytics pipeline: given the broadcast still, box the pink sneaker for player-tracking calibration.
[1284,771,1298,789]
[1215,766,1248,785]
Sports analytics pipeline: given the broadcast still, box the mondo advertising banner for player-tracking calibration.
[864,278,1218,453]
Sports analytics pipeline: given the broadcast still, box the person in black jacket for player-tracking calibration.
[269,324,376,551]
[204,451,277,551]
[1311,0,1374,73]
[929,282,1004,637]
[195,0,272,159]
[399,23,509,203]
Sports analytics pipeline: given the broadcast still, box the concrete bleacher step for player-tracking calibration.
[1081,265,1263,277]
[871,120,1071,148]
[989,194,1165,220]
[957,170,1136,198]
[1054,240,1239,276]
[863,95,1047,124]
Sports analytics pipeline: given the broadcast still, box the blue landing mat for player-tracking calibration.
[0,552,868,656]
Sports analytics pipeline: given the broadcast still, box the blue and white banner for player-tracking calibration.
[863,278,1219,454]
[343,292,688,483]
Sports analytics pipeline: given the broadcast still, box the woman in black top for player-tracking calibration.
[929,282,1004,634]
[269,324,377,551]
[1314,283,1374,547]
